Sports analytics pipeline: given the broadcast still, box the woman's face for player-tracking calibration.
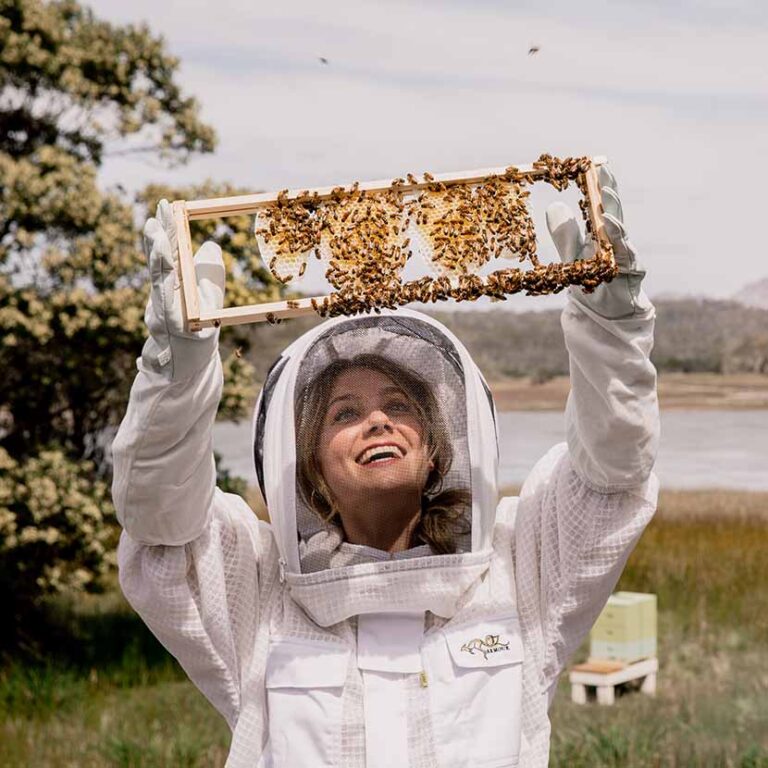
[317,367,433,508]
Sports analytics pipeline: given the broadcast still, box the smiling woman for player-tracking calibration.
[252,314,487,583]
[114,168,661,768]
[296,353,471,557]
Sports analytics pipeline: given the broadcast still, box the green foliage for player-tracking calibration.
[0,0,282,623]
[213,451,248,499]
[0,589,229,762]
[220,353,258,422]
[0,0,219,467]
[0,0,215,164]
[0,447,117,615]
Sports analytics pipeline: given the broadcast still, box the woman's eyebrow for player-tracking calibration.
[328,386,405,409]
[328,393,356,408]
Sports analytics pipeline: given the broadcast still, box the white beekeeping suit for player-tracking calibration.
[113,166,659,768]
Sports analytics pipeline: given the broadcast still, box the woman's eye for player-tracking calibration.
[332,407,358,423]
[386,400,411,414]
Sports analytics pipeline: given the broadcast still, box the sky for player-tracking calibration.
[93,0,768,308]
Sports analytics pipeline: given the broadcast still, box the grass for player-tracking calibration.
[1,489,767,766]
[549,489,768,768]
[0,587,231,767]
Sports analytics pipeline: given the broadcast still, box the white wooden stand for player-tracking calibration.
[569,658,658,706]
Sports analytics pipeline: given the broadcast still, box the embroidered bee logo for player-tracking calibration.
[460,634,511,660]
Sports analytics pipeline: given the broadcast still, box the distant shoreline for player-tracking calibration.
[490,372,768,411]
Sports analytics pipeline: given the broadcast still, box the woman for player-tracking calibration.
[295,353,471,560]
[113,166,659,768]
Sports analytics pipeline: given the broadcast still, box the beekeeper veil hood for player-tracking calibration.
[253,309,498,626]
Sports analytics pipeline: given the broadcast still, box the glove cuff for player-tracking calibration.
[141,330,221,383]
[568,272,652,321]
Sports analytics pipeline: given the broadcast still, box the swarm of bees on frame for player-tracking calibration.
[253,154,618,320]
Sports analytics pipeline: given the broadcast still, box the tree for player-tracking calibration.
[0,0,281,619]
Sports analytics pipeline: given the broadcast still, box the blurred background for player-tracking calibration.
[1,0,766,765]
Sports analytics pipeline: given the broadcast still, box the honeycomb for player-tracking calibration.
[407,177,537,279]
[252,154,618,319]
[253,189,321,283]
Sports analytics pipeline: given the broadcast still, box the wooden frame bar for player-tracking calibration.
[582,161,611,256]
[174,156,610,331]
[172,201,200,327]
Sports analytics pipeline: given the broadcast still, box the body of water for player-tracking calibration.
[214,409,768,492]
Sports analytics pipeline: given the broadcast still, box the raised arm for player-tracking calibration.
[514,167,660,699]
[111,203,273,731]
[549,164,659,491]
[111,200,225,545]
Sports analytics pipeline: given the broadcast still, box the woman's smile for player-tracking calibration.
[357,443,406,466]
[318,368,431,500]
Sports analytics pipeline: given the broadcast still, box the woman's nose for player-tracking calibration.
[365,409,393,433]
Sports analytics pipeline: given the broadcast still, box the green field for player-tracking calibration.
[549,490,768,768]
[2,489,767,767]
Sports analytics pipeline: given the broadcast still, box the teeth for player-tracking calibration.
[359,445,404,465]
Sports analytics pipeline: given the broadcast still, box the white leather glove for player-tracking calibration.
[546,165,652,320]
[142,199,225,381]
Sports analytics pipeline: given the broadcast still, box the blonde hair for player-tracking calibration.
[295,353,471,555]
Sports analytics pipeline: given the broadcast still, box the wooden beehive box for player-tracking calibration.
[589,592,657,664]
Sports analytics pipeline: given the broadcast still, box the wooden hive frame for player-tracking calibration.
[172,155,614,331]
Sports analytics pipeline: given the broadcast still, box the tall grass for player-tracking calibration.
[0,589,230,767]
[549,489,768,767]
[1,489,767,766]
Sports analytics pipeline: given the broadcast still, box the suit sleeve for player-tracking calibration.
[513,295,660,699]
[111,350,222,545]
